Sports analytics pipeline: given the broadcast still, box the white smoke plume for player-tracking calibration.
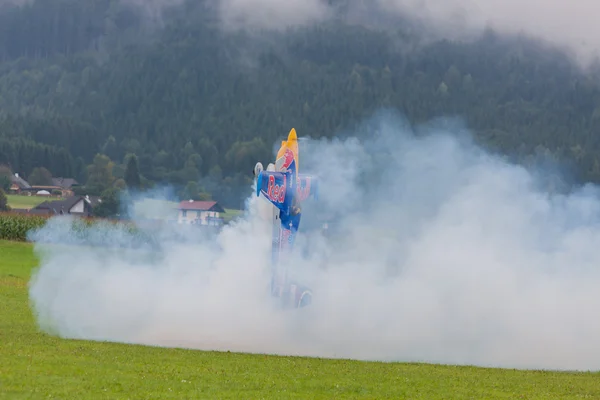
[27,110,600,371]
[375,0,600,67]
[213,0,600,67]
[216,0,331,31]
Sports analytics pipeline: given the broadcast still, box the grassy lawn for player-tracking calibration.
[6,194,54,210]
[223,208,243,223]
[2,239,600,398]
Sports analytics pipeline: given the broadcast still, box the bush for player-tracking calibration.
[0,189,9,211]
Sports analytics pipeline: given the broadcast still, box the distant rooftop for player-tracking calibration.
[177,200,225,213]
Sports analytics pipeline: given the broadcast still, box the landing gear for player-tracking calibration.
[271,278,313,310]
[254,162,264,177]
[297,290,312,308]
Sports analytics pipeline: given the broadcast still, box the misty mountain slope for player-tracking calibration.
[0,0,600,205]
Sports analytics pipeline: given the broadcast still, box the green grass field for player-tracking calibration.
[223,208,243,223]
[6,194,57,210]
[2,239,600,398]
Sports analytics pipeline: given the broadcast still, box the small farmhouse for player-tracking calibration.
[9,173,31,194]
[52,177,80,190]
[7,173,81,197]
[177,200,225,226]
[30,195,99,216]
[27,177,81,197]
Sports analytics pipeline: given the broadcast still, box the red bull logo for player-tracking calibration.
[280,149,295,170]
[267,174,287,203]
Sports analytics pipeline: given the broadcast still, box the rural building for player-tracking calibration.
[8,173,80,197]
[29,195,99,217]
[177,200,225,226]
[29,185,69,197]
[49,178,80,196]
[9,173,31,194]
[29,177,80,197]
[52,177,80,190]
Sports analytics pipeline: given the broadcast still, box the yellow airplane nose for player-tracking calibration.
[287,128,297,142]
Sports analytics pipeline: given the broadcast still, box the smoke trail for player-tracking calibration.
[27,110,600,371]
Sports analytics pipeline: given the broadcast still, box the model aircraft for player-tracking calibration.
[253,128,319,309]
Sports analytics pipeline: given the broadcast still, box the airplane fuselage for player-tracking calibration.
[253,128,318,309]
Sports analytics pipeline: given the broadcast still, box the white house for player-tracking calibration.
[177,200,226,226]
[30,195,98,216]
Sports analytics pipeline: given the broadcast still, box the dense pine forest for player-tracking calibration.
[1,0,600,208]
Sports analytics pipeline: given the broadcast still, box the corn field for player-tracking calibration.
[0,212,158,247]
[0,213,48,241]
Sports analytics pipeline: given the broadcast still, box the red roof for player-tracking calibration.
[177,200,225,212]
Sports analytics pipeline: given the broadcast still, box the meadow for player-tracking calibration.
[5,194,62,210]
[2,240,600,398]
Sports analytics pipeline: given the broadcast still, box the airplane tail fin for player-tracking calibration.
[296,174,319,203]
[287,128,299,170]
[276,128,299,175]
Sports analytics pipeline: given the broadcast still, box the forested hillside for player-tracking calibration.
[1,0,600,208]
